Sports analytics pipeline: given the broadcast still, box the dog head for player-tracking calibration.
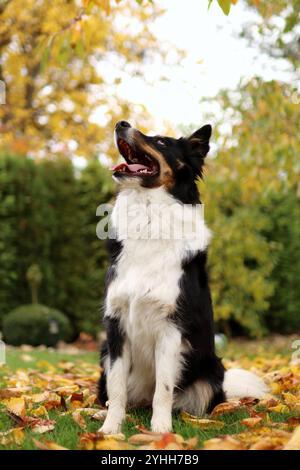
[112,121,212,203]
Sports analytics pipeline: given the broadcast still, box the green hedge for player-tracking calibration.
[0,153,113,337]
[3,304,73,347]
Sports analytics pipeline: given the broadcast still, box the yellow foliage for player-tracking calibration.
[0,0,163,158]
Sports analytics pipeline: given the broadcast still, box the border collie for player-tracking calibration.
[98,120,267,434]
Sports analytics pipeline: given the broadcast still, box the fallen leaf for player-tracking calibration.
[251,437,284,450]
[211,401,241,416]
[20,354,34,362]
[33,438,68,450]
[241,417,263,428]
[95,439,132,450]
[72,410,87,430]
[203,436,246,450]
[154,433,183,450]
[181,411,224,429]
[103,433,126,441]
[128,433,162,444]
[3,397,26,418]
[0,386,33,398]
[268,404,289,413]
[239,397,260,406]
[0,428,24,446]
[30,419,56,434]
[30,406,49,418]
[284,426,300,450]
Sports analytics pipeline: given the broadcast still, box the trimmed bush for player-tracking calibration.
[3,304,73,347]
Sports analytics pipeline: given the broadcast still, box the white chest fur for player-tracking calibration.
[105,186,211,402]
[106,186,211,315]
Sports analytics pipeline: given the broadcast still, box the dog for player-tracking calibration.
[98,120,267,434]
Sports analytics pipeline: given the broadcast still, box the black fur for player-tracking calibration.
[98,123,225,413]
[98,238,123,406]
[172,251,225,408]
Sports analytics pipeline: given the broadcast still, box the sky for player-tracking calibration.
[96,0,290,133]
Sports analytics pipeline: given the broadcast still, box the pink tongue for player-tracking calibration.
[111,163,149,172]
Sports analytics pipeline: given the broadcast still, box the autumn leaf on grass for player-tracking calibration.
[33,439,68,450]
[241,417,262,428]
[28,418,56,434]
[211,401,241,416]
[259,398,279,409]
[83,393,97,408]
[55,385,80,396]
[181,411,224,429]
[268,404,289,413]
[282,392,300,408]
[237,427,291,449]
[203,436,246,450]
[95,439,132,450]
[0,388,29,399]
[250,437,286,450]
[3,397,26,418]
[36,360,56,372]
[129,432,190,450]
[79,432,130,450]
[154,433,185,450]
[0,428,25,446]
[128,433,163,445]
[72,410,87,430]
[30,406,49,419]
[284,426,300,450]
[239,397,260,407]
[287,417,300,427]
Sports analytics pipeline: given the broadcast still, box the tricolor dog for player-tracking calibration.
[98,120,267,434]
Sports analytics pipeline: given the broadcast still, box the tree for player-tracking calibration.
[0,0,162,158]
[201,78,300,336]
[242,0,300,73]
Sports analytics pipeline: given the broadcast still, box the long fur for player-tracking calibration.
[98,122,268,434]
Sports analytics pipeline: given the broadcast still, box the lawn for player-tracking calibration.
[0,336,299,450]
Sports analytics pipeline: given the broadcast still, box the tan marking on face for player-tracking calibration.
[140,142,175,189]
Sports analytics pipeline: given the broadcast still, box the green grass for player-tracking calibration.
[4,348,98,370]
[0,402,252,450]
[0,339,299,450]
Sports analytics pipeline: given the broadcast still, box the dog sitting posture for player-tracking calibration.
[98,121,267,434]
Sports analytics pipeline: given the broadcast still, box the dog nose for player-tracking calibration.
[115,121,131,131]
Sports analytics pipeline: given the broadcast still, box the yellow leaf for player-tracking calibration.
[31,406,49,418]
[33,438,68,450]
[268,404,289,413]
[284,426,300,450]
[241,417,262,428]
[204,436,246,450]
[0,428,24,446]
[211,401,241,416]
[72,410,87,430]
[3,397,26,418]
[181,411,224,429]
[128,434,162,445]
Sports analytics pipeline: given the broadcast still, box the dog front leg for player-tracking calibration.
[100,317,130,434]
[151,325,182,433]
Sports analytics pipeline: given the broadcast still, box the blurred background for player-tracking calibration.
[0,0,299,348]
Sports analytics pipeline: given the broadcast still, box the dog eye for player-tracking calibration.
[157,139,166,146]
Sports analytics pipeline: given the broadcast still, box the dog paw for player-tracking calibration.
[151,418,172,434]
[99,423,122,435]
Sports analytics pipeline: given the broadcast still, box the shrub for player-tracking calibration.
[0,153,113,337]
[3,304,73,347]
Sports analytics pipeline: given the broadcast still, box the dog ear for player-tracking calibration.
[187,124,212,158]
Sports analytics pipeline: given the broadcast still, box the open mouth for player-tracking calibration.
[112,139,159,177]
